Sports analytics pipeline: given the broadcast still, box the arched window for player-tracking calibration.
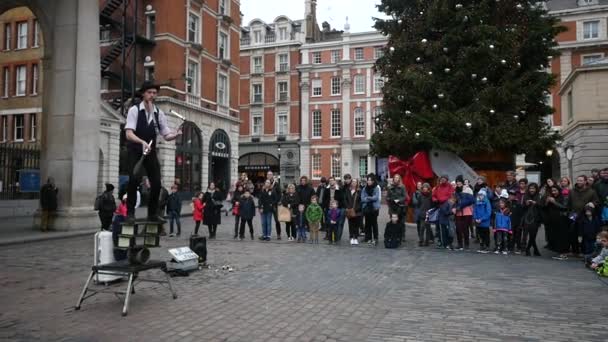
[208,129,231,192]
[175,122,202,195]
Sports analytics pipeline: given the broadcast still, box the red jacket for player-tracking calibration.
[432,183,454,204]
[193,198,204,222]
[115,202,127,217]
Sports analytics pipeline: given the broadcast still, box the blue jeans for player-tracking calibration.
[297,225,307,240]
[440,224,453,247]
[261,212,273,238]
[169,211,181,234]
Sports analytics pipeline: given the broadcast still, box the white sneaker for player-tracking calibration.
[502,251,508,255]
[354,239,359,245]
[350,239,354,245]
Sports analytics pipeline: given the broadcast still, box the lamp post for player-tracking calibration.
[277,145,281,181]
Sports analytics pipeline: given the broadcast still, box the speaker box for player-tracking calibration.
[189,235,207,263]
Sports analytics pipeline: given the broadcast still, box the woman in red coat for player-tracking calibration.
[193,192,205,236]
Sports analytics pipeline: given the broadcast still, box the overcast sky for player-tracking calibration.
[241,0,388,33]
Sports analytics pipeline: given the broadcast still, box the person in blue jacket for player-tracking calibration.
[474,189,493,253]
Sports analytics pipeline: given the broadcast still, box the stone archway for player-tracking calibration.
[1,0,102,230]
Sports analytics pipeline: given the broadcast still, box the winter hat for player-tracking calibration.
[105,183,115,192]
[422,183,431,190]
[463,186,473,195]
[478,189,487,198]
[455,175,464,184]
[500,189,509,199]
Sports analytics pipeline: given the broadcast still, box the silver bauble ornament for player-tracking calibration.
[438,93,445,99]
[465,122,472,128]
[456,4,463,9]
[444,68,451,73]
[482,77,488,83]
[421,38,428,44]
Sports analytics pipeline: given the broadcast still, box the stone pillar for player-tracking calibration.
[38,0,102,230]
[300,72,311,177]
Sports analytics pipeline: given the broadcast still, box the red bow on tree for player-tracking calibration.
[388,152,435,202]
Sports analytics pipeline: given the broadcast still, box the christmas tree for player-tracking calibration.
[371,0,565,158]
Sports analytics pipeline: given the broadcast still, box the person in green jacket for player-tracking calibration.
[306,195,324,244]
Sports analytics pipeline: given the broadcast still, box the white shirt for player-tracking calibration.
[125,102,171,137]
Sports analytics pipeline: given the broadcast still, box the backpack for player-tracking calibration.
[94,194,103,211]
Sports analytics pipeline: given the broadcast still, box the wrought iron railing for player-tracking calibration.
[0,143,40,200]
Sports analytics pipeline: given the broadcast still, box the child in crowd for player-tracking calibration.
[474,189,493,253]
[192,192,205,236]
[494,190,509,251]
[305,195,323,244]
[494,199,512,255]
[327,200,341,244]
[295,204,307,242]
[238,190,256,240]
[384,213,403,249]
[578,203,602,260]
[590,231,608,272]
[439,195,457,250]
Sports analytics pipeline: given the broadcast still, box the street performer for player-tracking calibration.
[125,81,182,224]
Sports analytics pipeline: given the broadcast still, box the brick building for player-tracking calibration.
[0,6,42,145]
[99,0,241,195]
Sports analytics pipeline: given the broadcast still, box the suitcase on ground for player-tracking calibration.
[94,230,122,284]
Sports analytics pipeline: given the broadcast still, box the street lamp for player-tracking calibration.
[546,149,554,157]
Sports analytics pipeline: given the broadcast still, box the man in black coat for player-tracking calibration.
[97,183,117,230]
[40,177,58,232]
[267,171,283,239]
[296,176,315,207]
[166,184,182,237]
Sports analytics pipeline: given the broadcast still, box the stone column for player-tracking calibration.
[39,0,102,230]
[299,72,311,177]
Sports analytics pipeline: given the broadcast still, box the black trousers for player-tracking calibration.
[239,218,254,238]
[234,215,241,237]
[127,150,161,218]
[208,224,218,238]
[272,206,281,236]
[348,216,362,239]
[364,211,379,241]
[286,221,296,238]
[99,212,113,230]
[478,228,491,249]
[194,221,201,235]
[526,227,540,254]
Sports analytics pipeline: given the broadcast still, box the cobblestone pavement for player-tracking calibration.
[1,207,607,341]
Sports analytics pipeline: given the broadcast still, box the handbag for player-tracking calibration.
[278,205,292,222]
[346,208,357,219]
[425,208,439,223]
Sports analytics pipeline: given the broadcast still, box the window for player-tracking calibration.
[253,30,262,43]
[144,66,155,81]
[187,61,199,95]
[218,74,228,107]
[17,22,27,49]
[1,116,7,141]
[278,81,288,101]
[354,74,365,94]
[30,114,36,141]
[331,77,341,95]
[278,27,288,41]
[373,74,384,93]
[252,56,263,74]
[219,31,228,59]
[312,110,322,138]
[252,113,262,136]
[359,156,368,179]
[16,65,26,96]
[312,154,322,180]
[2,67,8,97]
[374,47,385,59]
[188,13,200,43]
[583,20,599,39]
[14,114,24,141]
[252,84,263,103]
[374,107,383,132]
[312,79,322,96]
[582,54,604,65]
[331,50,341,63]
[312,52,321,64]
[31,64,38,95]
[354,108,365,136]
[331,109,341,137]
[277,112,288,135]
[567,91,573,121]
[354,48,364,60]
[278,54,289,72]
[4,24,10,50]
[33,20,39,47]
[331,154,341,178]
[100,26,111,41]
[146,15,156,39]
[219,0,227,15]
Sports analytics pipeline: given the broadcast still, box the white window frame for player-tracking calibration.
[373,74,384,93]
[311,154,322,180]
[219,0,228,15]
[278,53,289,72]
[251,112,262,136]
[31,64,38,95]
[252,56,263,74]
[353,74,365,94]
[219,30,229,60]
[277,81,289,102]
[331,109,341,138]
[312,110,322,138]
[374,47,384,59]
[278,26,288,41]
[100,26,111,41]
[583,20,600,40]
[276,112,288,136]
[2,67,9,97]
[186,60,200,96]
[144,65,155,81]
[30,113,36,141]
[188,12,200,44]
[253,30,262,43]
[17,22,27,49]
[354,47,364,60]
[359,156,368,179]
[217,73,228,108]
[331,154,341,179]
[312,52,321,64]
[312,79,322,97]
[252,83,263,103]
[331,50,341,63]
[331,77,341,96]
[33,20,39,47]
[14,114,24,142]
[354,107,365,137]
[16,65,26,96]
[4,24,11,50]
[1,116,7,142]
[581,53,604,65]
[146,14,156,40]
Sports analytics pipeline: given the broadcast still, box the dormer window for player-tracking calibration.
[578,0,598,6]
